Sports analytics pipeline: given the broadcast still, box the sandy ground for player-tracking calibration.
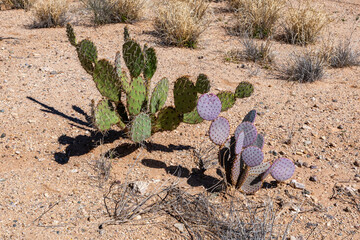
[1,0,360,239]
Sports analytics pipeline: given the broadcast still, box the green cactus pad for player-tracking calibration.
[195,74,211,94]
[123,40,144,78]
[93,59,122,102]
[127,76,146,116]
[183,108,203,124]
[93,99,121,131]
[150,78,169,114]
[115,51,122,76]
[77,39,97,74]
[131,113,151,143]
[124,26,130,42]
[66,23,76,47]
[217,91,236,111]
[174,76,197,114]
[235,81,254,98]
[143,46,157,80]
[154,107,182,131]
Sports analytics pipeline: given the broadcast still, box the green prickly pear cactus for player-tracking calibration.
[66,24,254,144]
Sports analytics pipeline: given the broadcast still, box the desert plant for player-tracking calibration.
[329,40,360,68]
[226,38,273,64]
[281,1,330,45]
[31,0,69,28]
[2,0,30,9]
[82,0,146,25]
[154,0,211,48]
[230,0,285,39]
[196,95,295,194]
[283,51,325,83]
[66,24,254,143]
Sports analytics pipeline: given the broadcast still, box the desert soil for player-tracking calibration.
[0,0,360,239]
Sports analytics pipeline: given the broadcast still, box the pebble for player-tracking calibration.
[174,223,185,232]
[0,109,4,113]
[290,180,305,189]
[302,162,309,168]
[309,176,317,182]
[310,165,317,169]
[0,133,5,138]
[129,181,149,195]
[71,169,78,173]
[294,160,303,167]
[304,140,311,145]
[354,161,359,167]
[337,125,344,129]
[306,222,318,228]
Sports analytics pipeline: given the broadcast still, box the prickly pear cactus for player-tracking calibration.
[66,24,254,145]
[196,94,296,194]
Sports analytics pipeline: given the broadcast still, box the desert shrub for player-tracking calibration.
[230,0,285,39]
[282,51,325,83]
[31,0,69,28]
[82,0,146,25]
[154,0,211,48]
[329,40,360,68]
[281,2,330,45]
[2,0,30,9]
[226,38,273,64]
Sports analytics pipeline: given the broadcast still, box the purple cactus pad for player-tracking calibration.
[230,154,241,185]
[241,146,264,167]
[197,93,222,121]
[234,122,257,148]
[249,162,271,175]
[240,173,263,194]
[270,158,295,182]
[209,117,230,145]
[235,131,245,155]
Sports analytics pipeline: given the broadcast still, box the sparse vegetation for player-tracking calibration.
[226,38,273,64]
[230,0,285,39]
[329,40,360,68]
[31,0,69,28]
[82,0,146,25]
[282,51,325,83]
[154,0,211,48]
[2,0,30,9]
[281,2,330,45]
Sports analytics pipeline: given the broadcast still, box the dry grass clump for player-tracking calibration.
[2,0,30,9]
[328,40,360,68]
[82,0,146,25]
[281,2,330,45]
[226,38,273,64]
[230,0,285,39]
[154,0,211,48]
[282,51,325,83]
[31,0,69,28]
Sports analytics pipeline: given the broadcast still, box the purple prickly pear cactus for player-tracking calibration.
[234,122,257,148]
[209,117,230,145]
[270,158,295,181]
[249,162,271,175]
[252,134,264,150]
[235,131,245,155]
[197,93,222,121]
[230,154,241,185]
[241,146,264,167]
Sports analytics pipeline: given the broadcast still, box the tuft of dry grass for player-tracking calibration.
[328,40,360,68]
[281,1,330,45]
[282,51,326,83]
[2,0,31,9]
[154,0,211,48]
[31,0,69,28]
[226,38,273,65]
[230,0,285,39]
[82,0,146,25]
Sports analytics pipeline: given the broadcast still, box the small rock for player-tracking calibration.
[309,176,317,182]
[15,151,20,155]
[0,179,5,182]
[304,140,311,145]
[354,161,359,167]
[301,125,312,130]
[306,222,318,228]
[302,162,309,168]
[337,125,344,129]
[71,169,78,173]
[296,151,304,156]
[174,223,185,232]
[279,151,286,155]
[0,109,4,113]
[310,165,317,169]
[320,136,326,140]
[332,99,338,102]
[272,150,278,156]
[294,160,303,167]
[328,142,336,148]
[134,215,142,220]
[129,181,149,195]
[290,180,305,189]
[343,207,351,212]
[289,236,296,240]
[0,133,5,138]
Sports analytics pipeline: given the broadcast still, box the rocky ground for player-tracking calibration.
[1,0,360,239]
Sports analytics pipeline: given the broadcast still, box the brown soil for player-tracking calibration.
[1,1,359,239]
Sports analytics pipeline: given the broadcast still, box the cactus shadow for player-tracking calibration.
[141,159,223,192]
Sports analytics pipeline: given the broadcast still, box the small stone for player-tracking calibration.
[174,223,185,232]
[302,162,309,168]
[290,180,305,189]
[320,136,326,140]
[0,179,5,182]
[304,140,311,145]
[294,160,303,167]
[309,176,317,182]
[301,125,312,130]
[332,99,338,102]
[337,125,344,129]
[354,161,359,167]
[310,165,317,169]
[343,207,351,212]
[71,169,78,173]
[0,133,5,138]
[0,109,4,113]
[15,151,20,155]
[306,222,318,228]
[296,151,304,156]
[279,151,286,155]
[328,142,336,147]
[134,215,141,220]
[289,236,296,240]
[272,150,278,156]
[129,181,149,195]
